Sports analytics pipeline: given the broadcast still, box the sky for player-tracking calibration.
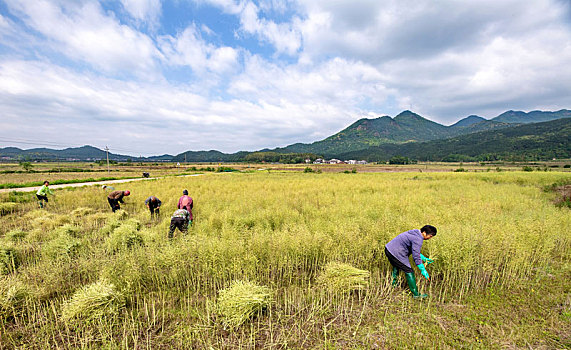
[0,0,570,156]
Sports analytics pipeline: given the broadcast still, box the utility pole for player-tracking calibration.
[105,146,110,174]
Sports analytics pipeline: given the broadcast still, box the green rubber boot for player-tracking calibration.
[404,272,428,298]
[391,267,399,287]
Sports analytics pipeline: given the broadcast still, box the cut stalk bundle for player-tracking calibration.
[0,278,29,320]
[317,261,370,293]
[61,279,125,324]
[106,219,144,251]
[217,280,272,329]
[0,202,18,216]
[70,207,95,218]
[0,246,20,275]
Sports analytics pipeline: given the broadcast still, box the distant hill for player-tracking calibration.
[274,110,512,157]
[0,145,173,162]
[337,118,571,162]
[492,109,571,124]
[450,115,486,127]
[171,150,247,163]
[1,109,568,163]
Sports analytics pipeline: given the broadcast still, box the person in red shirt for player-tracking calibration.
[177,189,193,224]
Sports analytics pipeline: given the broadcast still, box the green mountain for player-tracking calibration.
[337,118,571,162]
[0,146,171,162]
[171,150,248,162]
[449,115,485,127]
[492,109,571,124]
[274,110,511,157]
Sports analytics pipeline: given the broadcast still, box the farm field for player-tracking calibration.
[0,162,189,187]
[1,171,570,348]
[1,160,569,187]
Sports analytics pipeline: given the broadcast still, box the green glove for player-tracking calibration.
[417,264,430,280]
[420,254,434,265]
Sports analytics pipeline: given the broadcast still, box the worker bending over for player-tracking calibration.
[385,225,437,298]
[145,196,162,219]
[107,190,130,212]
[169,208,190,239]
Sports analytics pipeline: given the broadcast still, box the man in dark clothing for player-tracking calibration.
[385,225,437,298]
[144,196,161,219]
[177,189,194,224]
[169,208,190,238]
[107,190,130,212]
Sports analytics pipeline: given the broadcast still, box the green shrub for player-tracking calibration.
[522,166,534,172]
[304,167,314,173]
[0,246,20,275]
[7,191,33,204]
[217,280,272,329]
[316,262,370,294]
[454,168,466,172]
[61,280,125,324]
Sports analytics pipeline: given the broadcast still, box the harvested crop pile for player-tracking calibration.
[316,261,370,293]
[61,279,125,324]
[0,202,18,216]
[217,280,272,329]
[0,278,29,320]
[0,246,20,275]
[106,219,143,251]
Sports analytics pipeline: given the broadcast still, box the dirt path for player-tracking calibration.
[0,174,203,193]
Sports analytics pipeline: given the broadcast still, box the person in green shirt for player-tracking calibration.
[36,181,54,208]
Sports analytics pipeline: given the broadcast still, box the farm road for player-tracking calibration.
[0,174,203,194]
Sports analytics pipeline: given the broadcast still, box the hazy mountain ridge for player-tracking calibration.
[1,109,569,162]
[492,109,571,124]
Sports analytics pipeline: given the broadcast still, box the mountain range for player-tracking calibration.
[1,109,569,162]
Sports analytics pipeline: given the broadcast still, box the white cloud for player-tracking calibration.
[4,0,160,78]
[158,24,239,74]
[196,0,302,55]
[119,0,162,25]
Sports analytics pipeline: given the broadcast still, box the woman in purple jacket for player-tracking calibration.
[385,225,437,298]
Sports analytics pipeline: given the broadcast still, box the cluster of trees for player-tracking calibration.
[243,152,320,164]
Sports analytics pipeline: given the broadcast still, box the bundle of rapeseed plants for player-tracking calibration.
[61,279,125,324]
[106,218,144,251]
[42,234,82,260]
[0,246,20,275]
[317,261,370,294]
[70,207,96,218]
[217,280,272,329]
[0,202,18,216]
[5,229,27,241]
[0,278,29,320]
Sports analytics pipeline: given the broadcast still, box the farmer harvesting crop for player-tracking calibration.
[177,189,194,223]
[36,180,54,208]
[107,190,130,212]
[144,196,162,219]
[169,208,190,238]
[385,225,437,298]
